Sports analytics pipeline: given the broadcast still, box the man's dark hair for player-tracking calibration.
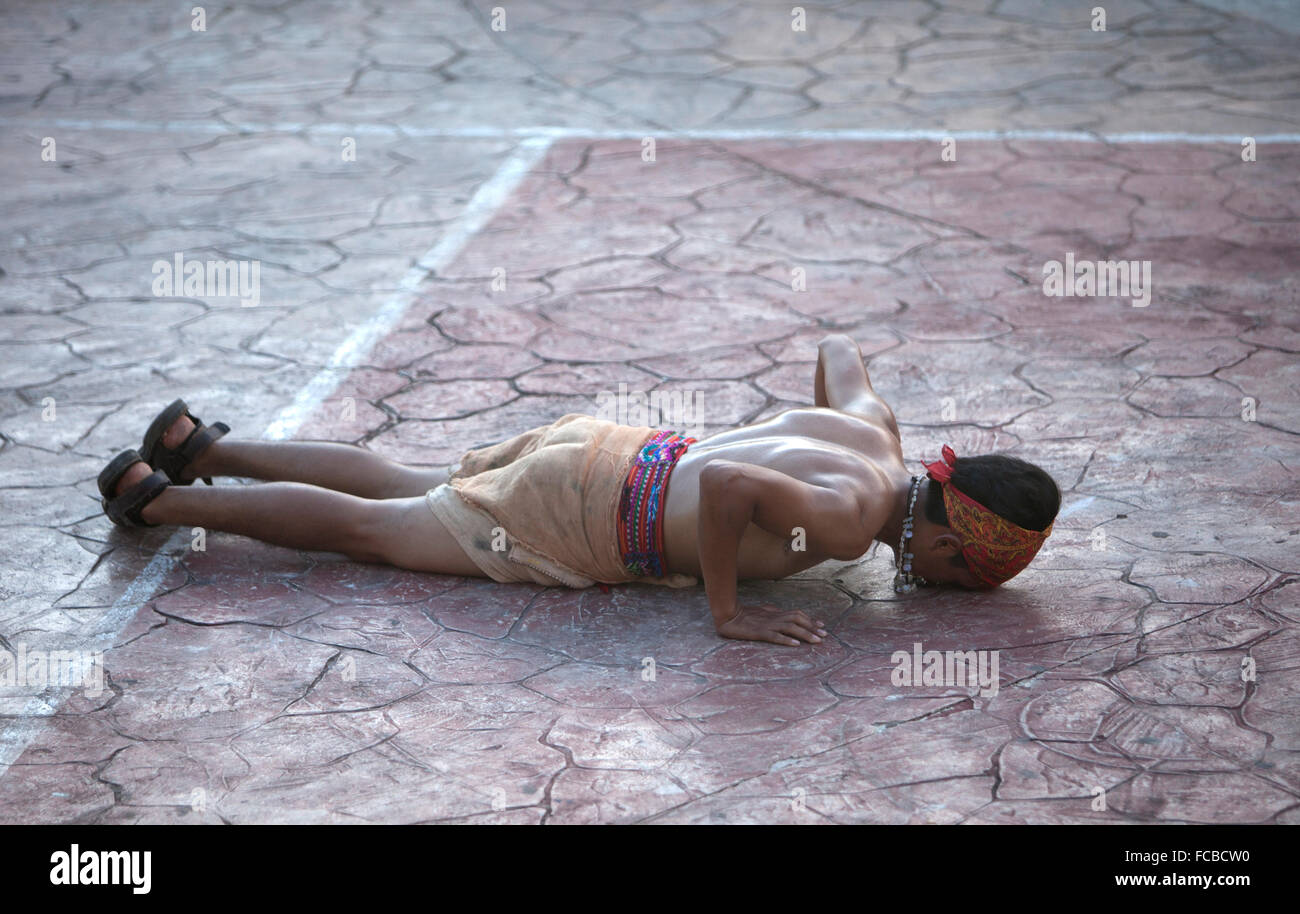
[924,454,1060,533]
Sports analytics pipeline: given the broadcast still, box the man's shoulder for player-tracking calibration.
[764,407,903,461]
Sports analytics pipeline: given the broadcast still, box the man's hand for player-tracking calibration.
[716,604,828,646]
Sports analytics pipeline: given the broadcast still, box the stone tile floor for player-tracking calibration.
[0,0,1297,823]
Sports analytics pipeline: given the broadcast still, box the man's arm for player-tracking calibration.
[697,459,873,645]
[814,334,900,437]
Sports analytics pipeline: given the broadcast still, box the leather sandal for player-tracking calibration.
[98,449,171,528]
[140,398,229,486]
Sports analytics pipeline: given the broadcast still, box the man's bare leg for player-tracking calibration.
[112,462,482,576]
[162,414,449,498]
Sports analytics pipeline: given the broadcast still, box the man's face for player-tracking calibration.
[910,546,983,589]
[907,520,988,590]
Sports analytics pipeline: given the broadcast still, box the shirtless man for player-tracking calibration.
[99,334,1059,647]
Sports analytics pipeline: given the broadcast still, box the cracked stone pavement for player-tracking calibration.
[0,0,1298,823]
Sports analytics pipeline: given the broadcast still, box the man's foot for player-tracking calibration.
[98,449,173,528]
[140,399,229,485]
[161,412,196,450]
[160,412,201,480]
[115,459,154,496]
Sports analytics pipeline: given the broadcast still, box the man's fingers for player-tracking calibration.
[725,607,829,646]
[758,625,803,647]
[785,610,827,633]
[783,612,828,638]
[778,623,822,644]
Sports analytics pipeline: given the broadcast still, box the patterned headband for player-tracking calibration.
[921,445,1052,587]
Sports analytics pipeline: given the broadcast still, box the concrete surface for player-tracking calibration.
[0,0,1297,823]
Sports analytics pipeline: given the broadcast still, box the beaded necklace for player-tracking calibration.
[893,475,930,594]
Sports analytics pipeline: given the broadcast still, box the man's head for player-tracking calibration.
[908,451,1060,588]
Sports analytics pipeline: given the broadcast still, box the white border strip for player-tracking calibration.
[4,117,1300,144]
[264,135,553,440]
[0,136,554,778]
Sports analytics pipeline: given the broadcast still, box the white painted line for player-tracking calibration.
[0,534,186,770]
[265,136,552,440]
[4,117,1300,144]
[0,136,554,780]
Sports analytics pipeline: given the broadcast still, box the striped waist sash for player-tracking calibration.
[617,430,695,578]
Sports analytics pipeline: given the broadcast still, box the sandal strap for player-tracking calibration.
[155,420,230,485]
[178,420,229,464]
[104,469,171,528]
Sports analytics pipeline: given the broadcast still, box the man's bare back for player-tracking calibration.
[663,405,905,581]
[653,333,928,644]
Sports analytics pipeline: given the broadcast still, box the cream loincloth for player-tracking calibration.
[424,414,696,589]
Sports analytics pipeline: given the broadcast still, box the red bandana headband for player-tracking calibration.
[921,445,1052,587]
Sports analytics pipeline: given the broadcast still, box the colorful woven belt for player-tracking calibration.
[617,430,695,578]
